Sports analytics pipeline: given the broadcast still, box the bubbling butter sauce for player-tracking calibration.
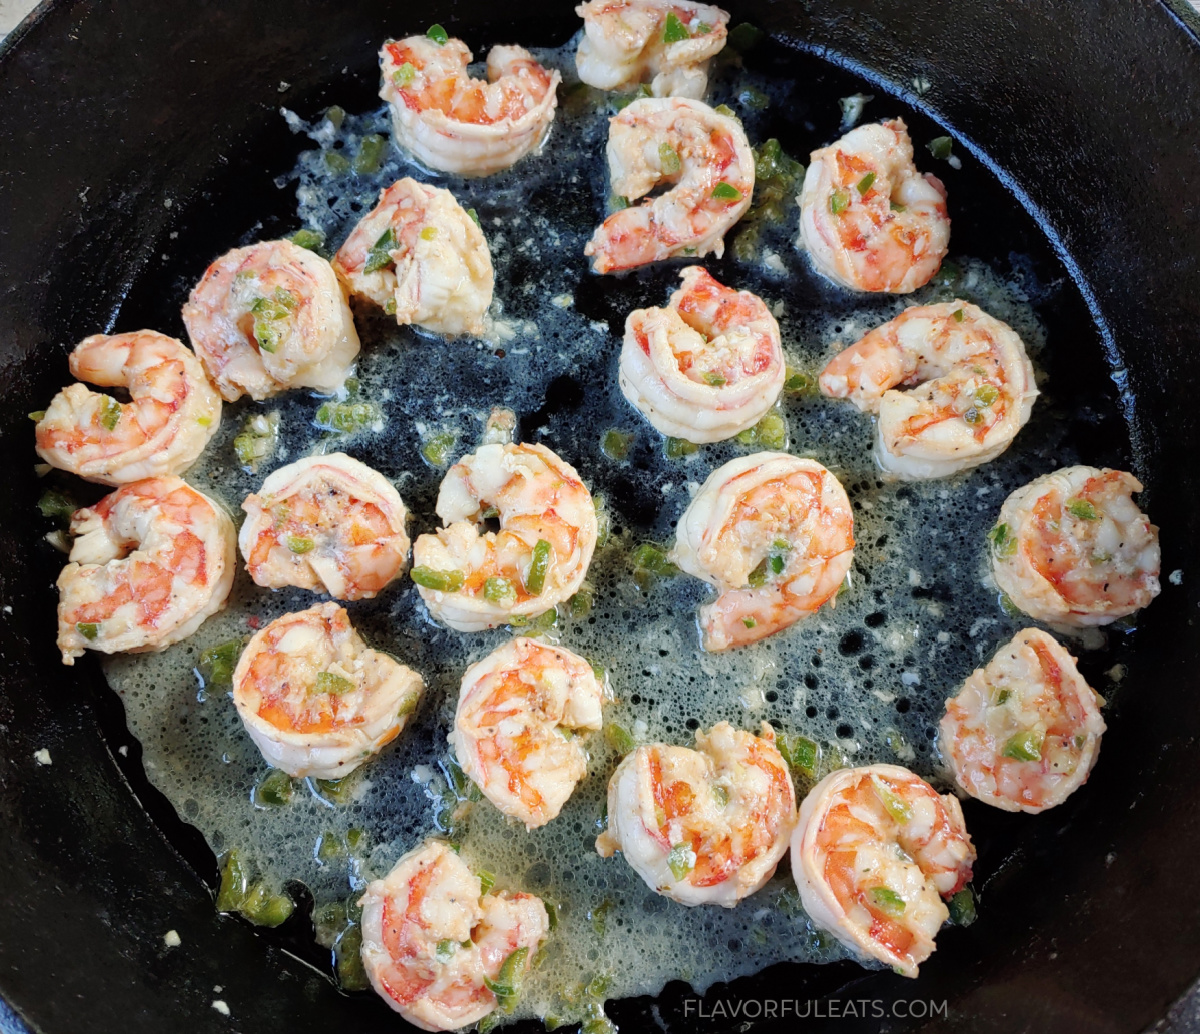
[102,35,1137,1026]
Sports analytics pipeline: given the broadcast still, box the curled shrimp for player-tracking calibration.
[34,331,221,486]
[989,466,1160,627]
[791,764,976,978]
[585,96,754,273]
[359,839,549,1032]
[332,177,494,337]
[620,265,784,443]
[451,637,604,830]
[232,602,423,780]
[412,443,598,632]
[939,628,1106,813]
[575,0,731,99]
[596,721,796,906]
[182,240,359,401]
[798,119,950,293]
[380,35,560,177]
[56,476,236,665]
[819,300,1037,480]
[239,453,411,601]
[672,453,855,651]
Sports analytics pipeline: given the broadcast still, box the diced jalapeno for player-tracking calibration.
[353,133,386,175]
[484,947,528,1011]
[99,395,122,431]
[784,368,813,393]
[216,850,249,911]
[662,11,690,42]
[604,723,635,753]
[974,383,999,407]
[525,539,552,595]
[726,22,763,52]
[664,437,698,459]
[363,227,398,274]
[420,430,457,467]
[435,939,458,963]
[410,566,465,592]
[239,882,295,927]
[76,621,99,640]
[869,886,906,915]
[711,784,730,807]
[779,733,819,777]
[315,671,355,696]
[484,576,517,605]
[701,371,726,387]
[393,61,417,88]
[286,535,314,554]
[948,887,977,926]
[426,23,449,45]
[747,558,769,588]
[952,307,965,322]
[254,769,293,807]
[600,428,633,460]
[314,399,382,435]
[666,842,695,880]
[37,489,77,525]
[1001,729,1043,761]
[419,225,437,241]
[324,105,345,128]
[713,103,738,119]
[927,135,953,160]
[871,773,914,822]
[631,544,679,578]
[658,143,682,174]
[857,171,876,194]
[1066,498,1100,521]
[711,181,743,201]
[198,638,242,685]
[829,189,851,215]
[28,410,46,422]
[323,149,351,175]
[988,522,1018,559]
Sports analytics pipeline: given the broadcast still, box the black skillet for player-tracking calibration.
[2,1,1200,1031]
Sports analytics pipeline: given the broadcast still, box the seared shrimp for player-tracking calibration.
[620,266,784,443]
[412,443,598,632]
[792,764,975,978]
[35,331,221,485]
[799,119,950,293]
[673,453,855,651]
[585,96,754,273]
[380,35,560,177]
[596,721,795,907]
[359,839,549,1032]
[451,637,604,830]
[332,177,494,337]
[819,301,1037,480]
[939,628,1105,813]
[232,602,423,779]
[575,0,730,99]
[182,240,359,401]
[239,453,410,601]
[56,476,235,665]
[989,466,1160,626]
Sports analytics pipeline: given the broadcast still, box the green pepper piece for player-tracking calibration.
[871,773,914,822]
[363,227,398,274]
[484,946,529,1010]
[286,535,314,554]
[76,621,99,640]
[658,142,682,174]
[701,371,726,386]
[393,61,417,88]
[988,522,1018,559]
[525,539,552,595]
[869,886,906,915]
[1066,498,1100,521]
[215,850,249,911]
[99,395,122,431]
[829,189,851,215]
[1001,729,1043,761]
[662,11,690,42]
[666,842,695,880]
[784,368,813,393]
[780,733,819,777]
[411,566,465,592]
[426,23,449,44]
[630,544,679,577]
[857,171,876,194]
[315,671,355,695]
[974,383,999,406]
[927,135,953,160]
[664,437,698,459]
[476,869,496,895]
[711,181,743,201]
[420,430,457,467]
[484,576,517,605]
[600,428,634,460]
[604,723,635,754]
[948,887,977,926]
[323,150,351,175]
[353,133,387,175]
[198,638,242,685]
[254,769,293,807]
[726,22,763,52]
[37,489,77,525]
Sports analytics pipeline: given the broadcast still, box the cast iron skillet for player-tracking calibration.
[1,1,1199,1031]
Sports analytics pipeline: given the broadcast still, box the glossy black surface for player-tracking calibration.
[1,1,1198,1032]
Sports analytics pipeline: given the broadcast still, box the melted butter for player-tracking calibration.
[102,36,1130,1025]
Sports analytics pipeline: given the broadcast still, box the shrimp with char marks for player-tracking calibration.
[239,453,410,601]
[451,637,604,830]
[359,839,549,1032]
[182,239,359,401]
[232,602,423,780]
[35,330,222,486]
[412,443,598,632]
[585,96,754,273]
[989,465,1160,627]
[620,265,784,443]
[799,119,950,293]
[596,721,796,906]
[939,628,1106,813]
[792,764,975,978]
[332,177,494,337]
[819,300,1037,480]
[380,35,560,177]
[575,0,731,100]
[672,453,855,651]
[56,476,235,665]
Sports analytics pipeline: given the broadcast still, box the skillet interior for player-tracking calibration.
[0,1,1198,1031]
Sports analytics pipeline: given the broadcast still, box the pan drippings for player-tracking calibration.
[102,37,1135,1021]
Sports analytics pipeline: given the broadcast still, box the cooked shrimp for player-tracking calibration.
[182,239,360,401]
[798,119,950,293]
[989,466,1160,626]
[596,721,795,907]
[575,0,730,99]
[620,265,784,442]
[359,839,549,1032]
[672,453,855,651]
[585,96,754,273]
[819,300,1037,480]
[380,35,560,177]
[232,602,423,779]
[332,177,494,337]
[939,628,1105,813]
[451,637,604,830]
[412,443,598,632]
[55,476,235,665]
[34,331,221,486]
[239,453,410,601]
[792,764,975,978]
